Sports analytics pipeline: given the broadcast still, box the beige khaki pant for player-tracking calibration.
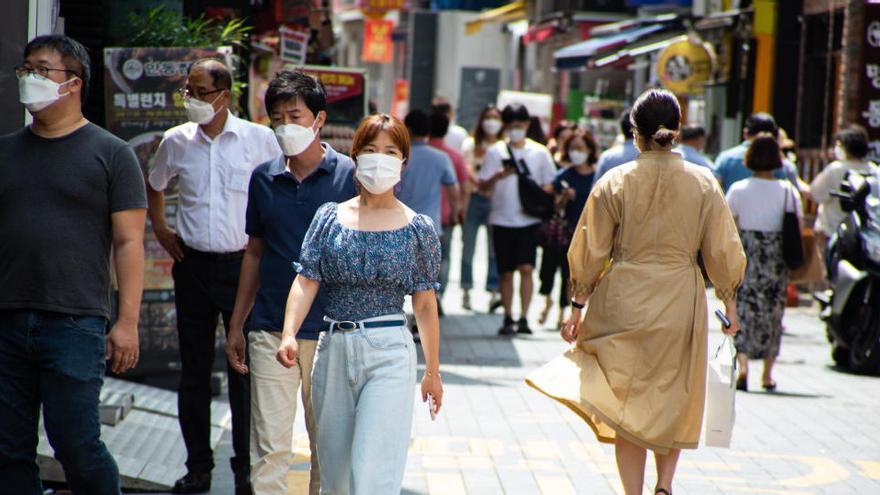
[249,331,319,495]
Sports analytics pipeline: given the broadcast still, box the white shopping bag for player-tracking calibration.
[703,336,737,448]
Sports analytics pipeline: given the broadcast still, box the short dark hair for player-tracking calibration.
[630,89,680,147]
[428,110,450,138]
[836,125,870,159]
[190,58,232,91]
[501,103,530,124]
[745,134,783,171]
[432,102,453,116]
[24,35,91,104]
[404,109,430,138]
[265,69,327,117]
[619,109,634,140]
[680,125,706,141]
[745,112,778,138]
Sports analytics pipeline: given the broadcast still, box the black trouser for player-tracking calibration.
[172,248,250,476]
[538,243,571,309]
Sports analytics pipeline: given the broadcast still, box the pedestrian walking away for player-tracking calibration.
[278,113,444,494]
[0,34,147,495]
[459,104,503,312]
[527,89,746,495]
[593,110,639,182]
[477,103,557,336]
[674,125,714,169]
[146,58,281,494]
[726,134,804,392]
[224,69,357,495]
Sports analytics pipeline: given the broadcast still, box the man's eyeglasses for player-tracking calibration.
[177,87,225,100]
[14,65,81,79]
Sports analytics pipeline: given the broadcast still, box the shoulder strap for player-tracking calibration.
[505,142,529,177]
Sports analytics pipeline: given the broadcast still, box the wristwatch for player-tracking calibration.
[570,300,585,310]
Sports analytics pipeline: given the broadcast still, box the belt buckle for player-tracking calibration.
[336,321,358,332]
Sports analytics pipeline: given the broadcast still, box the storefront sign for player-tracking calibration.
[362,18,394,63]
[359,0,405,19]
[860,4,880,160]
[280,26,310,64]
[656,39,713,96]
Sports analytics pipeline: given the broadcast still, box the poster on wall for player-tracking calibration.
[104,46,231,376]
[249,60,367,154]
[457,67,500,132]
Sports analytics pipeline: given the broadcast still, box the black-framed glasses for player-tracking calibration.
[177,87,225,100]
[14,65,80,79]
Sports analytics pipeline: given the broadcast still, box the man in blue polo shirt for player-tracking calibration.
[224,70,356,495]
[714,112,809,194]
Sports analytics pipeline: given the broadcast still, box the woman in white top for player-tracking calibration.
[810,126,877,249]
[726,134,803,392]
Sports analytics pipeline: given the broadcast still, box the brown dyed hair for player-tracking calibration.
[562,129,599,165]
[745,133,783,171]
[350,113,411,163]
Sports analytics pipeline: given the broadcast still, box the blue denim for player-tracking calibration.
[439,225,454,294]
[311,314,416,494]
[460,194,499,291]
[0,310,120,495]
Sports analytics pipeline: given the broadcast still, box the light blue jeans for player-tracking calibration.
[311,314,416,494]
[460,194,499,291]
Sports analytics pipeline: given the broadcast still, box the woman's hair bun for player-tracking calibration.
[652,128,676,147]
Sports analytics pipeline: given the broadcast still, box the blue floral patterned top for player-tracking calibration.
[293,202,441,321]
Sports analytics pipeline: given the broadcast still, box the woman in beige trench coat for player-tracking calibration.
[526,89,747,495]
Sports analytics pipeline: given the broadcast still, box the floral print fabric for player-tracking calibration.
[735,229,788,359]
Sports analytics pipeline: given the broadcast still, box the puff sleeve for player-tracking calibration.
[700,179,746,300]
[292,202,337,281]
[409,214,442,293]
[566,180,619,299]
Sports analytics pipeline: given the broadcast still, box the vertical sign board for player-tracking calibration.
[861,4,880,161]
[408,12,437,112]
[104,46,231,376]
[457,67,501,132]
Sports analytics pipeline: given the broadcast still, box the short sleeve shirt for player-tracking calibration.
[477,139,557,227]
[245,145,357,338]
[726,177,803,232]
[713,141,800,193]
[0,124,147,318]
[553,167,595,222]
[397,142,457,234]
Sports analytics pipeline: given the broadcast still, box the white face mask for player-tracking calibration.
[481,118,502,136]
[184,92,224,125]
[569,150,589,165]
[275,122,318,157]
[507,128,527,143]
[18,73,76,113]
[356,153,403,194]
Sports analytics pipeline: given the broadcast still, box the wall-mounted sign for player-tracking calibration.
[362,18,394,63]
[359,0,405,19]
[656,39,714,96]
[860,4,880,161]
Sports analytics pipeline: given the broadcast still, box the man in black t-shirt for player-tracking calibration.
[0,35,147,494]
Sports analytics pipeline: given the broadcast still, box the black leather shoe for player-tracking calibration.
[498,316,516,336]
[235,472,253,495]
[172,471,211,493]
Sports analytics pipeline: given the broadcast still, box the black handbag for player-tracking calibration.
[781,184,805,270]
[537,214,570,248]
[503,143,554,220]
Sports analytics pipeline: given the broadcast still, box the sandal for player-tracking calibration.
[736,374,748,392]
[655,489,671,495]
[762,380,777,392]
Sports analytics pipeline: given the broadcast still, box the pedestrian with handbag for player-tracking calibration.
[527,89,746,495]
[537,130,599,328]
[477,103,556,335]
[726,134,804,392]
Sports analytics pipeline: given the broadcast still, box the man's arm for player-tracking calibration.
[146,184,184,261]
[108,208,147,374]
[226,237,265,374]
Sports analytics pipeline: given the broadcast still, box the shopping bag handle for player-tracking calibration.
[713,335,738,383]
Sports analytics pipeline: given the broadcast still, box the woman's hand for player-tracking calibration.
[561,307,583,343]
[421,371,443,416]
[276,335,299,368]
[722,300,740,336]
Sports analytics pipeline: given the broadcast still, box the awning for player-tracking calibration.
[590,33,687,69]
[554,23,669,70]
[465,1,527,35]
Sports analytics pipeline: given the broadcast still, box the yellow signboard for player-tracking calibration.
[656,39,714,96]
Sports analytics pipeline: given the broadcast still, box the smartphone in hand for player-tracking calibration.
[427,393,437,421]
[714,309,731,329]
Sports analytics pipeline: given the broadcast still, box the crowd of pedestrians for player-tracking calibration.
[3,33,878,495]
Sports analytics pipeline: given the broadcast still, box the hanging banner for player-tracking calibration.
[280,26,310,65]
[860,4,880,160]
[362,18,394,64]
[656,39,714,96]
[391,79,409,119]
[359,0,405,19]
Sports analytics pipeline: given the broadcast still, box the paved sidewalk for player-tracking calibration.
[282,227,880,495]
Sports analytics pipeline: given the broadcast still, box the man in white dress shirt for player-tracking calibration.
[146,59,281,495]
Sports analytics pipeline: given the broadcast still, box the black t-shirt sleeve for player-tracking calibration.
[109,144,148,212]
